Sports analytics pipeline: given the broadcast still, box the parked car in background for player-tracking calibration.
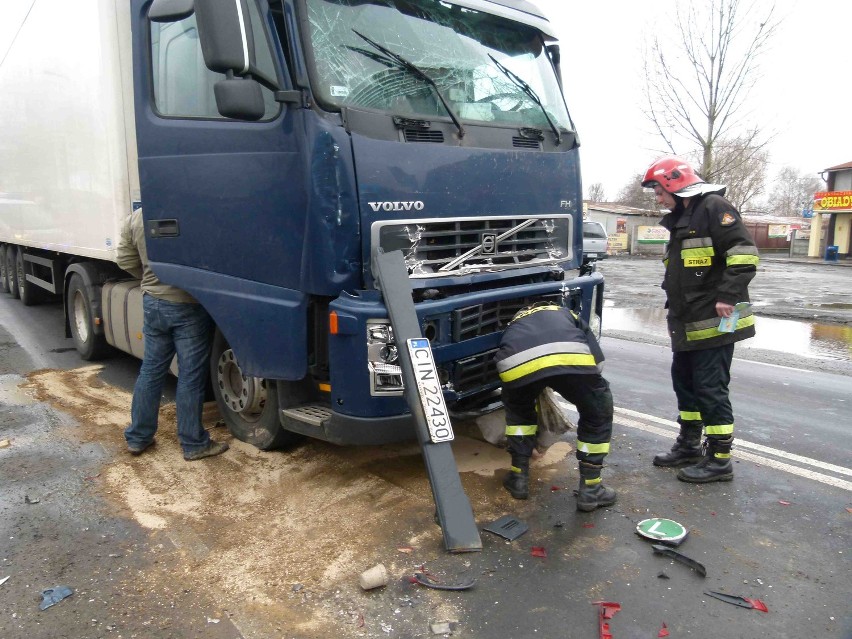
[583,220,609,263]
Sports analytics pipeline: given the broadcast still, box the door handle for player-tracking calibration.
[146,219,180,238]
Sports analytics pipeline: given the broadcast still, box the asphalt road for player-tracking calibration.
[1,262,851,639]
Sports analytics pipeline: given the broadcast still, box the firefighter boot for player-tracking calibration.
[576,461,617,512]
[677,436,734,483]
[653,421,704,467]
[502,457,530,500]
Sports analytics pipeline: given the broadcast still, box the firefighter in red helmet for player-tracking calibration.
[641,156,759,483]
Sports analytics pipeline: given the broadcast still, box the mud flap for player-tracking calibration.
[373,249,482,553]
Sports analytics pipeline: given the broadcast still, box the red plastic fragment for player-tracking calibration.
[658,622,669,637]
[592,602,621,639]
[551,485,561,492]
[582,523,595,528]
[745,598,769,612]
[779,500,791,506]
[531,546,547,558]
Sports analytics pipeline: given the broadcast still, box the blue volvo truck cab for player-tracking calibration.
[134,0,604,448]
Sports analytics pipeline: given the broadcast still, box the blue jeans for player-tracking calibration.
[125,294,214,454]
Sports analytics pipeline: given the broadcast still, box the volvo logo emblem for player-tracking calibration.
[481,232,498,255]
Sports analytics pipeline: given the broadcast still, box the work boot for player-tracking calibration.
[183,440,229,461]
[128,439,156,456]
[653,421,703,467]
[677,437,734,483]
[502,457,530,500]
[576,461,617,512]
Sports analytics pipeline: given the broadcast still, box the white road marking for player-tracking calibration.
[614,407,852,477]
[612,408,852,492]
[733,359,813,373]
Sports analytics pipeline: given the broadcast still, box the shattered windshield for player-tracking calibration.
[305,0,572,130]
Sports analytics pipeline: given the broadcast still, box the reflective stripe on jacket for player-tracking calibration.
[495,305,604,389]
[660,192,758,352]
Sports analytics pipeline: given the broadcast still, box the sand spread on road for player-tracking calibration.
[23,366,573,637]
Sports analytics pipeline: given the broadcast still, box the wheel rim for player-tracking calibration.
[73,290,90,343]
[216,348,267,422]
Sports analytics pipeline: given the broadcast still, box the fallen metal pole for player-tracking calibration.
[373,249,482,553]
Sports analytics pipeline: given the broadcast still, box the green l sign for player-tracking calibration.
[636,518,689,545]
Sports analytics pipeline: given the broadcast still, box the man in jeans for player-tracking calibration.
[117,208,229,461]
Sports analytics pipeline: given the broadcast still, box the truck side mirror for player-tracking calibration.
[214,77,265,121]
[194,0,257,75]
[148,0,194,23]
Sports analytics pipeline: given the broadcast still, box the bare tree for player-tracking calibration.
[587,182,606,202]
[766,166,824,217]
[616,173,658,210]
[705,130,769,210]
[642,0,779,181]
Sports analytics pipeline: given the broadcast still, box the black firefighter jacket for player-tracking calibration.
[660,192,759,352]
[495,304,605,390]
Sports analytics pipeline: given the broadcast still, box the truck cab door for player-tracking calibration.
[130,0,309,379]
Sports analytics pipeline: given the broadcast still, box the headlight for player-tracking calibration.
[366,320,403,395]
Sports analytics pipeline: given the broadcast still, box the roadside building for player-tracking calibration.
[810,161,852,259]
[584,203,663,256]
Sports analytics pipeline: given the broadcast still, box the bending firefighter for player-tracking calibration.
[642,156,759,483]
[495,302,616,511]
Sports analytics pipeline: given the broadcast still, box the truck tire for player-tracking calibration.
[16,248,43,306]
[210,330,298,450]
[67,273,110,360]
[0,245,8,294]
[5,245,20,299]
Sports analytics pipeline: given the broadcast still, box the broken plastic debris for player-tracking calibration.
[430,620,457,634]
[705,591,768,612]
[412,573,475,591]
[582,523,595,529]
[550,485,560,492]
[207,617,220,624]
[651,544,707,577]
[24,495,40,504]
[592,601,621,639]
[658,622,670,637]
[0,576,9,587]
[482,515,528,541]
[530,546,547,558]
[39,586,73,610]
[778,500,791,506]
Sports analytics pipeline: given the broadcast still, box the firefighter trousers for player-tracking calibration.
[671,343,735,439]
[503,374,613,466]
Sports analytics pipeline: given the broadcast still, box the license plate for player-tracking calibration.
[586,253,598,258]
[407,338,454,443]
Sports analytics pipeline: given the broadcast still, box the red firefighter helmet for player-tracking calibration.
[641,156,704,194]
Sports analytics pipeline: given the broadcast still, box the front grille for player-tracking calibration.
[452,293,562,341]
[374,215,571,277]
[454,349,499,395]
[404,128,444,143]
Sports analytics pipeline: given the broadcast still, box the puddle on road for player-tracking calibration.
[0,374,36,405]
[603,308,852,361]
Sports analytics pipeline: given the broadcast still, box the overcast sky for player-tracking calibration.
[2,0,849,201]
[535,0,852,200]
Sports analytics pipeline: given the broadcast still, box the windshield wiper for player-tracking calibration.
[487,54,562,146]
[352,30,465,138]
